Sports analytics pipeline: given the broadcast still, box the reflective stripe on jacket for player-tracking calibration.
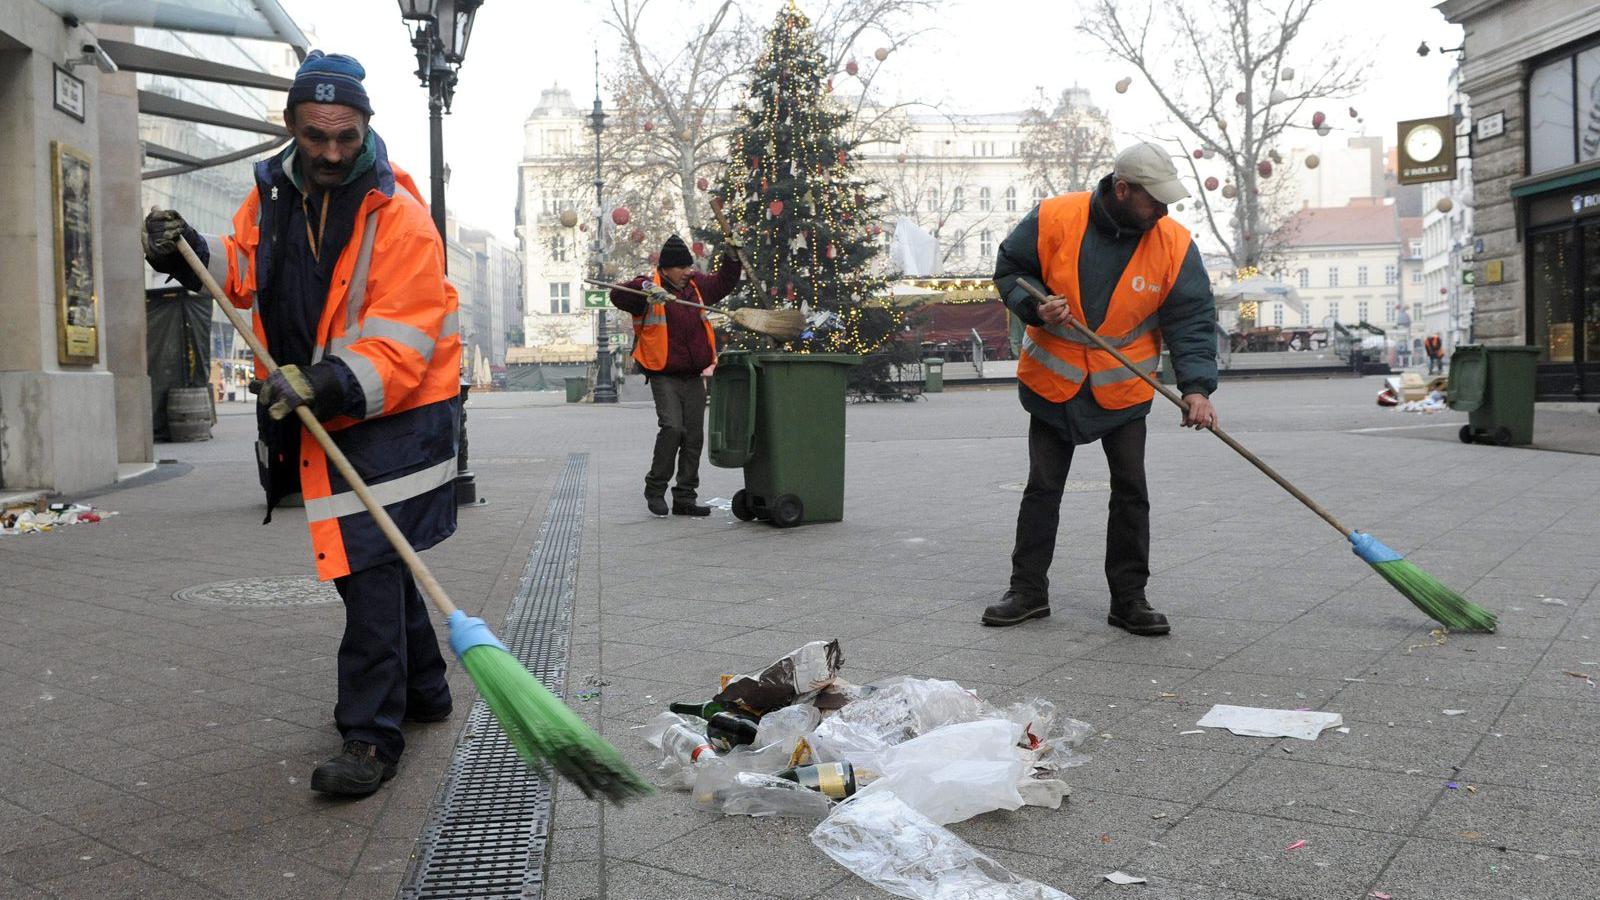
[205,150,461,580]
[631,271,717,371]
[1016,192,1191,409]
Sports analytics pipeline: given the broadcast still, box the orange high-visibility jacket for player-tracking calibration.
[1016,192,1192,409]
[631,270,718,371]
[201,149,462,580]
[1424,335,1443,357]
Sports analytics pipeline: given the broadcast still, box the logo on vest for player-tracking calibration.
[1130,275,1163,294]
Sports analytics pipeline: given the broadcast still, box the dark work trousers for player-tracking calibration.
[645,373,706,503]
[1009,415,1151,604]
[332,559,451,763]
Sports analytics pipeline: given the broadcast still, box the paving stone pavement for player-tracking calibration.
[3,375,1598,899]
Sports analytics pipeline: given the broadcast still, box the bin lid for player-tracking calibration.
[747,351,862,366]
[923,357,944,364]
[1446,346,1486,411]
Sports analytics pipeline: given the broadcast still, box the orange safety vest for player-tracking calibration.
[1016,192,1191,409]
[205,153,462,580]
[630,271,718,371]
[1424,335,1443,357]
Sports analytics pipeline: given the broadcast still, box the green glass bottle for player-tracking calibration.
[775,762,857,800]
[705,711,759,751]
[668,700,724,719]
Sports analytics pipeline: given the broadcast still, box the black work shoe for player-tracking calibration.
[672,502,711,517]
[1108,598,1171,636]
[404,703,452,724]
[646,496,669,517]
[981,591,1051,627]
[310,741,396,797]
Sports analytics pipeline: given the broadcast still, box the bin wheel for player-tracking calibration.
[1493,426,1513,447]
[1458,425,1474,444]
[731,489,755,522]
[771,494,804,528]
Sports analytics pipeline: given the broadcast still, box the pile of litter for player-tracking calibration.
[639,640,1092,898]
[1,502,116,536]
[1377,373,1450,411]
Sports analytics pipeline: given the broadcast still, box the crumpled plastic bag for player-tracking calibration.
[695,769,832,819]
[714,639,842,714]
[754,703,821,749]
[811,791,1076,900]
[810,677,986,763]
[856,719,1027,824]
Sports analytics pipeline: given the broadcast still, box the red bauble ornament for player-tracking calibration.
[845,59,859,76]
[1235,91,1247,105]
[630,228,645,243]
[1193,149,1204,159]
[825,243,837,260]
[643,120,654,132]
[696,176,709,191]
[579,222,589,232]
[1311,111,1326,128]
[1204,176,1219,191]
[870,223,881,235]
[769,199,784,217]
[611,206,631,226]
[692,241,705,257]
[1348,106,1358,118]
[838,150,848,165]
[1257,160,1273,178]
[785,282,796,301]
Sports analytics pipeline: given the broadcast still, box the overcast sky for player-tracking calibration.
[278,0,1464,243]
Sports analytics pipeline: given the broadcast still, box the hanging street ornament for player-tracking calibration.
[1221,183,1238,199]
[1175,202,1185,211]
[611,206,631,226]
[1268,149,1283,164]
[846,59,859,76]
[697,176,709,191]
[1218,117,1229,130]
[1269,88,1288,104]
[1204,176,1220,191]
[870,223,882,235]
[692,241,706,257]
[1348,106,1358,118]
[1305,153,1321,169]
[1203,147,1215,159]
[825,243,837,260]
[579,222,589,232]
[643,120,654,132]
[1316,124,1332,136]
[838,149,848,165]
[1115,76,1132,94]
[1193,148,1204,159]
[630,228,645,243]
[559,208,578,228]
[769,199,784,217]
[874,47,889,61]
[662,196,674,211]
[1280,66,1295,81]
[896,152,907,164]
[679,129,691,141]
[789,231,808,252]
[1235,90,1247,105]
[1436,197,1454,213]
[1311,110,1326,127]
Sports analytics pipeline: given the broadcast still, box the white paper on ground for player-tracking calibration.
[1195,704,1343,741]
[1103,871,1147,885]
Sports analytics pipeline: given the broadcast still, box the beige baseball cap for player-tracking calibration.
[1113,142,1190,205]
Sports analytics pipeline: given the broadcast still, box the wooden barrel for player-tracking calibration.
[166,387,214,442]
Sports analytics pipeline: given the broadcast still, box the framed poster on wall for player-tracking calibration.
[52,141,99,364]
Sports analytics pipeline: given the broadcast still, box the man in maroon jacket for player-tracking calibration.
[610,234,742,517]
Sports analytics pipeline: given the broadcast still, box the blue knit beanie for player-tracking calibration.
[287,50,374,117]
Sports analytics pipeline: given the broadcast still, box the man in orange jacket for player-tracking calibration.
[142,51,460,797]
[985,143,1219,637]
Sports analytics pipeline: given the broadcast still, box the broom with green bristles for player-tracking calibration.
[177,236,653,801]
[1013,277,1496,632]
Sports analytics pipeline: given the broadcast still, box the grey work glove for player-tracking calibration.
[142,208,205,290]
[644,283,674,305]
[259,363,345,421]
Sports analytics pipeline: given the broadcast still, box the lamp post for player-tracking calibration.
[399,0,485,506]
[588,49,618,404]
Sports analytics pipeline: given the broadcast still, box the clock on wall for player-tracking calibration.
[1396,115,1457,185]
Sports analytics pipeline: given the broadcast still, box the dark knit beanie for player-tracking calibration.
[658,234,693,268]
[287,50,374,117]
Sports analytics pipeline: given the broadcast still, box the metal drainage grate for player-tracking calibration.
[400,453,588,900]
[996,480,1111,493]
[172,576,338,607]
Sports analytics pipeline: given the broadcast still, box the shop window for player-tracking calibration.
[1531,230,1574,361]
[1585,223,1600,361]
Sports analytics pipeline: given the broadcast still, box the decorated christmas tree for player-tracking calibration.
[697,3,911,396]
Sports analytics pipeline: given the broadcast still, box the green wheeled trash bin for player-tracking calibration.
[708,350,860,527]
[564,376,587,403]
[923,357,944,393]
[1447,344,1540,446]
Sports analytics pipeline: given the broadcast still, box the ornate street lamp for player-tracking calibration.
[588,48,618,404]
[398,0,485,505]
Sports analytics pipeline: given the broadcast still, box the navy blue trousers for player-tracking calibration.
[332,559,451,762]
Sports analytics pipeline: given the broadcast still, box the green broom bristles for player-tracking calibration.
[1349,532,1497,633]
[450,613,653,803]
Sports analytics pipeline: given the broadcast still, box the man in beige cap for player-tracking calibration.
[983,142,1219,636]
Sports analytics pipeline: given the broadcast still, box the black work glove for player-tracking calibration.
[259,362,348,421]
[142,208,205,291]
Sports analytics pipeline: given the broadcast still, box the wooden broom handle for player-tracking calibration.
[1012,276,1350,537]
[583,277,720,313]
[177,237,460,617]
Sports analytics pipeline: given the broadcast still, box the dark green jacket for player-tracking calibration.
[994,175,1219,443]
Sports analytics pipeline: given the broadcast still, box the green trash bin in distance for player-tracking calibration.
[923,357,944,393]
[1447,344,1539,446]
[564,376,587,403]
[708,350,860,527]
